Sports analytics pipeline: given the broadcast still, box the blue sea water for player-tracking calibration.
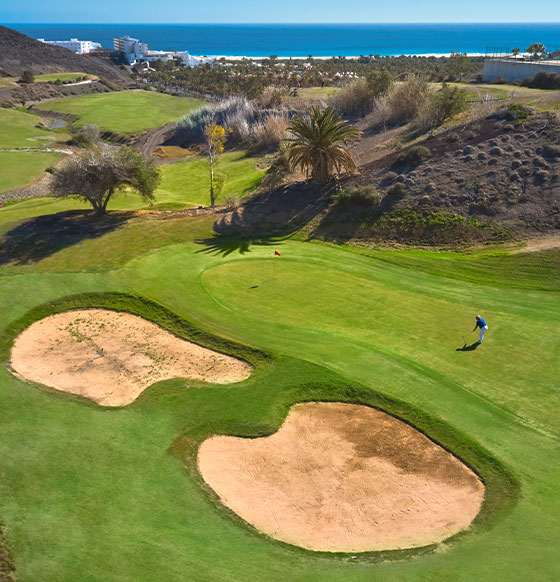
[7,23,560,57]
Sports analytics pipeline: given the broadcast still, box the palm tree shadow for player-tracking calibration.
[456,342,480,352]
[195,233,291,257]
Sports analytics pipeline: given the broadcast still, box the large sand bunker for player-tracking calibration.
[198,402,484,552]
[10,309,252,406]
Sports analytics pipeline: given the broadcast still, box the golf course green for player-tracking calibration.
[0,203,558,580]
[36,90,206,134]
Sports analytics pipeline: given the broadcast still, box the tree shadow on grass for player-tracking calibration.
[195,233,291,257]
[0,210,135,265]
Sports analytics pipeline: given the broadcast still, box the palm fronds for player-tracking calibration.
[287,106,360,183]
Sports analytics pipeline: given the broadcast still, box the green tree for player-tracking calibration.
[53,146,160,215]
[205,123,227,206]
[448,52,472,81]
[526,43,546,59]
[512,48,521,57]
[366,70,393,96]
[287,106,360,184]
[20,70,34,84]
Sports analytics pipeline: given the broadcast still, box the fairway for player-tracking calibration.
[0,150,264,218]
[0,151,61,193]
[0,209,559,581]
[36,90,206,134]
[0,108,59,148]
[34,72,90,83]
[155,151,266,207]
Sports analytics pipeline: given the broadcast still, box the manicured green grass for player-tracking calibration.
[0,150,264,219]
[34,72,89,83]
[0,209,559,581]
[36,91,206,134]
[0,151,61,193]
[0,108,59,148]
[295,86,342,99]
[155,151,266,208]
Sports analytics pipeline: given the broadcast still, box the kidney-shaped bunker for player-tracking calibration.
[11,309,253,406]
[198,402,484,552]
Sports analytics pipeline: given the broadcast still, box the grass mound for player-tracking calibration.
[36,91,205,134]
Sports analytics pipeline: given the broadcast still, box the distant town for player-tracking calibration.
[38,34,215,67]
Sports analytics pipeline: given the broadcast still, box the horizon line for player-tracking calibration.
[4,21,560,25]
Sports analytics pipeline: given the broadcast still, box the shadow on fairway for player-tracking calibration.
[195,232,288,257]
[0,210,134,265]
[456,342,480,352]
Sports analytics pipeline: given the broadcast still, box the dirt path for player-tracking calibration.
[198,402,484,552]
[512,235,560,253]
[11,309,252,406]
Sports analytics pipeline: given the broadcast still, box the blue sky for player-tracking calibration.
[2,0,559,23]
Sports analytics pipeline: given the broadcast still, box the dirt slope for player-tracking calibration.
[0,26,130,84]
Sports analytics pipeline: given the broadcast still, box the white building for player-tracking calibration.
[37,38,102,54]
[113,36,150,63]
[114,35,214,67]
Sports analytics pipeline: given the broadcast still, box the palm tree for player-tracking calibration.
[287,107,360,184]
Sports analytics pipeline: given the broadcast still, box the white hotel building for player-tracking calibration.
[37,38,102,54]
[113,35,213,67]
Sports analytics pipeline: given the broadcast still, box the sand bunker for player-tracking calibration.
[198,402,484,552]
[10,309,252,406]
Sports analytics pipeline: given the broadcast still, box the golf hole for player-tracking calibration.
[10,309,253,406]
[198,402,484,552]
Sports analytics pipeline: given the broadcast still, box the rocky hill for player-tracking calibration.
[0,26,130,85]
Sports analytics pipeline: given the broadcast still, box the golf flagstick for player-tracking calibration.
[273,250,280,280]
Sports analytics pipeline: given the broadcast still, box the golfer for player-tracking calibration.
[473,315,489,344]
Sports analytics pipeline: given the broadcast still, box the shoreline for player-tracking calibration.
[201,53,489,60]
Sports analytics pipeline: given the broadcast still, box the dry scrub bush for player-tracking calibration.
[388,75,429,123]
[330,79,376,117]
[178,97,290,152]
[250,114,290,152]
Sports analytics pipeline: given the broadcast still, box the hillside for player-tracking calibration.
[0,26,130,84]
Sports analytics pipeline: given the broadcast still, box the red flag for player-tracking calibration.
[274,251,281,256]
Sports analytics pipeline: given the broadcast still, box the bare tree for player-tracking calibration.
[53,146,160,215]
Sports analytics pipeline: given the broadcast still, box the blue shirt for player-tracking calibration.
[476,318,487,328]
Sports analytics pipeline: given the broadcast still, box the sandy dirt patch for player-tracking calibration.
[511,234,560,253]
[198,402,484,552]
[10,309,252,406]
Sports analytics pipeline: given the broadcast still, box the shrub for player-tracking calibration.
[366,70,394,97]
[381,171,398,184]
[489,104,531,122]
[337,185,380,206]
[521,72,560,90]
[249,113,290,153]
[387,75,429,123]
[20,70,34,84]
[224,193,242,209]
[178,97,290,149]
[414,83,468,132]
[385,182,407,199]
[395,145,432,168]
[331,79,376,117]
[70,124,100,148]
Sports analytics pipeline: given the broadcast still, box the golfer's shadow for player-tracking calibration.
[456,342,480,352]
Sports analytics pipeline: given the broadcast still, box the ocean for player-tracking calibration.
[8,23,560,57]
